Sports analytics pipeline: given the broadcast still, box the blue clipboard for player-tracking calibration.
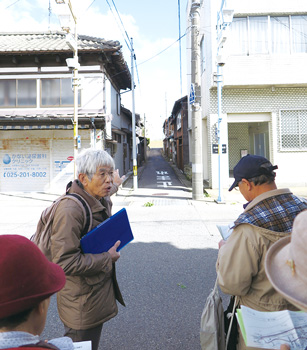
[80,208,134,254]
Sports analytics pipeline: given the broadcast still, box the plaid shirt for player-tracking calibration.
[233,193,307,233]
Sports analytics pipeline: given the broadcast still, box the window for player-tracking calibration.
[200,36,206,72]
[230,18,248,55]
[177,111,181,130]
[249,16,268,54]
[271,16,290,54]
[229,15,307,55]
[116,93,121,115]
[291,16,307,53]
[0,79,36,107]
[112,132,122,143]
[280,110,307,150]
[41,78,80,107]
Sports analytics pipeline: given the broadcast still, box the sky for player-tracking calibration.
[0,0,189,140]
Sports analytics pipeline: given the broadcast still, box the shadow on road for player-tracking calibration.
[42,242,220,350]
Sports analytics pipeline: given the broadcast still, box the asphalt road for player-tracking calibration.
[1,149,242,350]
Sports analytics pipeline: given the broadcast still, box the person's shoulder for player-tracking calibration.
[232,223,260,238]
[54,194,86,219]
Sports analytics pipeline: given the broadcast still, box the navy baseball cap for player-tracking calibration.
[229,154,278,191]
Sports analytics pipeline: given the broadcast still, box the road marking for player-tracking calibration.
[156,170,172,188]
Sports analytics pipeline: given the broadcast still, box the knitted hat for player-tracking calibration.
[265,210,307,312]
[0,235,66,319]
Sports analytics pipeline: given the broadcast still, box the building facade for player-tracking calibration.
[171,96,190,173]
[186,0,307,189]
[0,32,132,193]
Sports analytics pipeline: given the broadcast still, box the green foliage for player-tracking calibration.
[144,201,154,207]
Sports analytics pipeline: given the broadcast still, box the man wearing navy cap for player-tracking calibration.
[216,154,307,350]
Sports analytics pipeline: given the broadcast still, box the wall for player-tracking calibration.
[210,87,307,114]
[223,56,307,87]
[228,123,249,169]
[82,74,104,109]
[0,129,92,193]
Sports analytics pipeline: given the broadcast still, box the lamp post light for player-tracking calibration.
[215,2,234,203]
[56,0,79,177]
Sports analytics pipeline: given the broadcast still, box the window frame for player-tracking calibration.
[229,15,307,56]
[0,79,37,108]
[40,77,81,107]
[279,109,307,151]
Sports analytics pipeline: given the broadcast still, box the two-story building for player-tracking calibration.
[171,96,190,173]
[163,116,174,161]
[186,0,307,189]
[0,31,132,193]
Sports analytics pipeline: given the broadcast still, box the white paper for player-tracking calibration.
[216,222,234,240]
[73,341,92,350]
[241,305,307,349]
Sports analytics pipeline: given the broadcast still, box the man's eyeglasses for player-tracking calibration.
[98,171,114,178]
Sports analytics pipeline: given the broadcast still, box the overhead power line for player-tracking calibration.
[178,0,182,97]
[110,0,131,48]
[4,0,20,9]
[85,0,96,12]
[105,0,131,51]
[138,31,188,67]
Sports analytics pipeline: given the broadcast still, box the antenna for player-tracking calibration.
[48,0,51,30]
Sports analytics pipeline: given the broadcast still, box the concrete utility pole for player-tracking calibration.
[190,0,203,200]
[131,38,138,190]
[144,113,147,162]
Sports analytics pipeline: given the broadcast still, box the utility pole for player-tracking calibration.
[190,0,203,200]
[144,113,147,162]
[72,17,79,178]
[215,2,234,203]
[216,63,223,202]
[131,38,138,190]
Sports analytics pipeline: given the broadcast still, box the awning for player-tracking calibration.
[0,111,106,130]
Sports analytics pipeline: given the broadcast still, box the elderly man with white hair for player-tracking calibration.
[49,148,125,350]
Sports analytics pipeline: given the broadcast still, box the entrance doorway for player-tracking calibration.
[253,132,266,157]
[228,122,270,174]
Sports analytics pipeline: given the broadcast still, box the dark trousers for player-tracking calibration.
[64,324,103,350]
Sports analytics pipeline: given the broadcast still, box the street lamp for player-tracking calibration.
[215,3,233,203]
[56,0,79,178]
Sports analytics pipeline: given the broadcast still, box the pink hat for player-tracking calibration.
[0,235,66,319]
[265,210,307,312]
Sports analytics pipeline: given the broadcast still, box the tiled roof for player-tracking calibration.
[0,31,121,53]
[0,32,131,90]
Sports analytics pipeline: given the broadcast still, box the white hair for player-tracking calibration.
[76,148,115,180]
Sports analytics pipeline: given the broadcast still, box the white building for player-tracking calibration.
[0,32,132,193]
[186,0,307,189]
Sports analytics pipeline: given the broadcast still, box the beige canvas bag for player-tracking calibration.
[200,277,237,350]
